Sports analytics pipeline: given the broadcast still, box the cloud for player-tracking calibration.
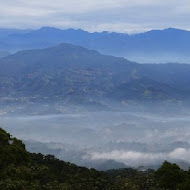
[89,148,190,167]
[0,0,190,33]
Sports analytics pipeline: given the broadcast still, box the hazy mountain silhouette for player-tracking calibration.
[1,27,190,63]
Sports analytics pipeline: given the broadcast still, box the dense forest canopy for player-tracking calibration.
[1,127,190,190]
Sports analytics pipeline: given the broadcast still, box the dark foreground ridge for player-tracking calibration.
[1,127,190,190]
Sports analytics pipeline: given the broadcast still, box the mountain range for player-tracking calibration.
[0,43,190,109]
[0,27,190,63]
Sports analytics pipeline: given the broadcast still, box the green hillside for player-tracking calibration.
[1,127,190,190]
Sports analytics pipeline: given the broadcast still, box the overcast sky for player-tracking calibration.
[0,0,190,33]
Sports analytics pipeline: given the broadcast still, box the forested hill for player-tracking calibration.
[0,43,190,105]
[0,127,111,190]
[1,127,190,190]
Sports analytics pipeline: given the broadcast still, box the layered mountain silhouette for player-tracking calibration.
[0,27,190,63]
[0,43,190,105]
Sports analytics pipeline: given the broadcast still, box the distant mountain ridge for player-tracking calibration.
[0,27,190,63]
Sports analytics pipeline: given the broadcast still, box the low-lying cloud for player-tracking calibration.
[89,148,190,166]
[2,109,190,169]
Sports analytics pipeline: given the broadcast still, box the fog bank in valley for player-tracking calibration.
[1,105,190,169]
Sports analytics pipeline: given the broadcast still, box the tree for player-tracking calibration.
[155,161,185,190]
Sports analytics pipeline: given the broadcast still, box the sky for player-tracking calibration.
[0,0,190,33]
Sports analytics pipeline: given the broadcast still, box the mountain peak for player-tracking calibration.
[37,26,63,33]
[46,42,100,55]
[38,27,87,33]
[163,27,188,32]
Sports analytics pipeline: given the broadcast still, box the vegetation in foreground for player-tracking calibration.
[1,127,190,190]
